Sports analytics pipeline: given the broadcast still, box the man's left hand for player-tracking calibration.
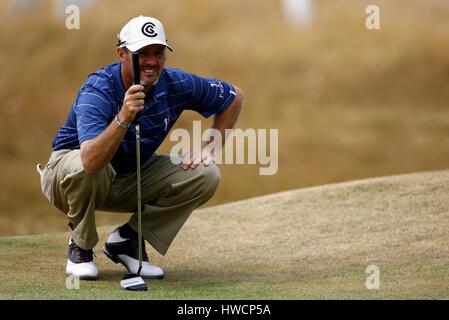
[181,148,217,170]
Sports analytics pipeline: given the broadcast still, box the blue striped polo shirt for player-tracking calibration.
[52,62,236,174]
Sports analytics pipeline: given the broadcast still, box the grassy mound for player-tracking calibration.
[1,170,448,299]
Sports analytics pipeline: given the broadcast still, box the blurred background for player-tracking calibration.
[0,0,448,236]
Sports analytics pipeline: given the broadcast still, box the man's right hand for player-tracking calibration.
[80,85,146,173]
[119,85,145,123]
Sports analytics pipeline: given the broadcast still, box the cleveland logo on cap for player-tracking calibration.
[117,16,173,52]
[141,22,158,38]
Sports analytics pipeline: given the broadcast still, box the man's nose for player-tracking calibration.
[141,54,158,66]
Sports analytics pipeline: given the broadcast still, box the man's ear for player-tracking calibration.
[116,47,127,62]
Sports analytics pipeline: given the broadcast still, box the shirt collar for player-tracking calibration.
[151,69,168,102]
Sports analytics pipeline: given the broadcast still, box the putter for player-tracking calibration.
[120,52,148,291]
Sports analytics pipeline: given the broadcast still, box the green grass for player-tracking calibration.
[1,170,449,299]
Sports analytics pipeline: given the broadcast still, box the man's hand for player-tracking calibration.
[180,86,244,171]
[119,84,145,123]
[80,84,145,173]
[181,148,217,170]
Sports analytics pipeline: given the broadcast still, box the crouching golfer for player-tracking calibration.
[38,16,244,280]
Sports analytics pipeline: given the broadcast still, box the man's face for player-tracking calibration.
[118,44,167,92]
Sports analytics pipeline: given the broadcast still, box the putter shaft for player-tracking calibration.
[136,123,143,275]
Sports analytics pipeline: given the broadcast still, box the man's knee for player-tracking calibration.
[197,163,220,195]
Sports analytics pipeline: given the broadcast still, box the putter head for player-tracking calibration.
[120,273,148,291]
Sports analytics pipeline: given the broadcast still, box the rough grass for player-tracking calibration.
[1,170,448,299]
[1,0,449,236]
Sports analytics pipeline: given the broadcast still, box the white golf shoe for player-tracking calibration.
[103,225,164,279]
[65,239,99,280]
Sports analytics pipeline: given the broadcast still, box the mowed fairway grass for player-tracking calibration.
[1,170,449,300]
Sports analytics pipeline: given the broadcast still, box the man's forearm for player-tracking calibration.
[206,86,244,147]
[182,86,244,170]
[80,119,128,173]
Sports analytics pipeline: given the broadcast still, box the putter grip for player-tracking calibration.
[132,52,142,123]
[132,52,140,85]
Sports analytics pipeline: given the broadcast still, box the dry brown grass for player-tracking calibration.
[0,0,448,235]
[1,170,448,299]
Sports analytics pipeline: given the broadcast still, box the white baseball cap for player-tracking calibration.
[117,16,173,52]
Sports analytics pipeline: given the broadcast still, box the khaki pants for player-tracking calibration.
[39,149,220,255]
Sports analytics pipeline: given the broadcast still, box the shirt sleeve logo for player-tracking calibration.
[208,80,225,99]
